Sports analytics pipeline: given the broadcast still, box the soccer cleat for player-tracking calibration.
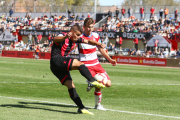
[95,104,106,111]
[89,81,106,89]
[77,108,94,115]
[87,85,93,92]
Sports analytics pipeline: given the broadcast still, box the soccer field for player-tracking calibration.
[0,57,180,120]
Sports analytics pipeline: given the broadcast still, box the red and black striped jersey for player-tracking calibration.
[51,33,84,57]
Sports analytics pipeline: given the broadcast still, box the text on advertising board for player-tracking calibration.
[112,56,166,66]
[122,32,146,39]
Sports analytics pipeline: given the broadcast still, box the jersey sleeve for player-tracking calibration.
[75,37,84,43]
[94,33,100,42]
[93,33,101,48]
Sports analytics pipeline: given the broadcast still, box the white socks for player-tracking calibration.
[94,91,102,105]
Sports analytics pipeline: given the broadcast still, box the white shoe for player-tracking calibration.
[95,104,106,111]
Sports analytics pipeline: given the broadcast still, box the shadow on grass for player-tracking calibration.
[19,101,78,108]
[0,101,80,114]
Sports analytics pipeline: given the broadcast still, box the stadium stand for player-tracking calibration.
[0,5,180,60]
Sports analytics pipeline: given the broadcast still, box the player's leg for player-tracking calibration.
[89,64,111,111]
[71,59,94,82]
[94,80,111,110]
[106,79,111,87]
[94,87,104,110]
[51,56,105,89]
[51,69,94,115]
[64,80,85,109]
[70,59,105,88]
[94,80,111,111]
[87,64,111,91]
[94,81,111,111]
[64,80,93,115]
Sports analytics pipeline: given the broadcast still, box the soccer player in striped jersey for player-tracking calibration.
[78,18,117,111]
[50,24,106,115]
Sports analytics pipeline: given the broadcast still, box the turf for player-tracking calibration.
[0,57,180,120]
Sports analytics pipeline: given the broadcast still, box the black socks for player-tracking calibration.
[78,64,95,82]
[68,88,85,109]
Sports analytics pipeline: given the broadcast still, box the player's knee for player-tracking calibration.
[64,80,75,89]
[73,59,84,66]
[106,80,111,87]
[71,59,84,70]
[78,61,84,66]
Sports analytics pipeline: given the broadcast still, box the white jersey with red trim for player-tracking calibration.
[79,32,100,66]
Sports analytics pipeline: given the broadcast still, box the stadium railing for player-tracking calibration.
[94,15,108,28]
[0,5,179,19]
[0,48,2,56]
[0,5,179,13]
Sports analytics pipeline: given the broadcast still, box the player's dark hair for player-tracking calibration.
[71,24,83,34]
[84,18,94,26]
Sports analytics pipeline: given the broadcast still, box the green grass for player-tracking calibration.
[0,57,180,120]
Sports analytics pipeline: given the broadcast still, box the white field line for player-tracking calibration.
[0,82,180,86]
[0,60,23,63]
[113,83,180,86]
[0,95,180,119]
[0,82,59,84]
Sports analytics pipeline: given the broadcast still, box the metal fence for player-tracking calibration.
[0,6,94,13]
[117,5,180,14]
[97,5,180,14]
[0,5,180,14]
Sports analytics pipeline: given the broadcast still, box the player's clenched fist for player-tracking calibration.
[100,44,106,49]
[65,32,72,39]
[110,59,117,66]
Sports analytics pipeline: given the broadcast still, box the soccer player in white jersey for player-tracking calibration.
[79,18,117,110]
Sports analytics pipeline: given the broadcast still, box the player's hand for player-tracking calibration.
[65,32,72,39]
[100,44,106,48]
[110,59,117,66]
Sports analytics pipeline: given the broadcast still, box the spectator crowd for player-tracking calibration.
[100,7,180,37]
[0,9,91,58]
[96,6,180,58]
[0,6,180,59]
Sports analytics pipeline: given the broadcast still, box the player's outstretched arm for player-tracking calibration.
[53,32,72,43]
[83,39,105,48]
[98,47,117,66]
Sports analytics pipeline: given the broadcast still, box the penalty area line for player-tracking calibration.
[0,96,180,119]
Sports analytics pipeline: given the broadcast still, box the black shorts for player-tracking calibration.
[50,55,74,85]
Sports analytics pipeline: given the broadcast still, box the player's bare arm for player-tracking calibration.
[53,32,72,43]
[98,47,117,66]
[83,39,105,48]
